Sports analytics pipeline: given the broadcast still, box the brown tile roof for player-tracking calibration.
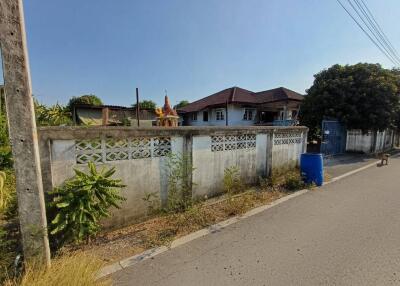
[178,86,303,113]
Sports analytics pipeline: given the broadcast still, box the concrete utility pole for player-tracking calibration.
[0,0,51,264]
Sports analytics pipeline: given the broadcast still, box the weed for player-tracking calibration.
[223,166,244,195]
[172,204,215,231]
[0,169,17,219]
[283,170,306,191]
[165,153,195,213]
[142,192,161,215]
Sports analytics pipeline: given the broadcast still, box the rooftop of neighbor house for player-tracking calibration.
[178,86,304,113]
[72,104,155,111]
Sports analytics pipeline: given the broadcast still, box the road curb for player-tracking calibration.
[97,157,389,279]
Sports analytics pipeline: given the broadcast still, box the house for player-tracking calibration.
[72,104,157,127]
[177,86,304,126]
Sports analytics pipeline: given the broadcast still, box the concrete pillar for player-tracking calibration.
[102,107,109,126]
[0,0,51,264]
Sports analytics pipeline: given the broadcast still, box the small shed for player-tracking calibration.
[72,104,157,126]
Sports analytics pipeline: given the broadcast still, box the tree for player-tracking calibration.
[132,100,157,110]
[67,94,103,110]
[35,100,72,126]
[174,100,189,110]
[300,63,400,140]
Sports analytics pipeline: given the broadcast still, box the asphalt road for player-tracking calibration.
[113,156,400,286]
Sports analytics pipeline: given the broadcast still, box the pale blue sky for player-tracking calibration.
[3,0,400,106]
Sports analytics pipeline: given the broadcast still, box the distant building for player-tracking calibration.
[177,86,304,126]
[71,104,157,127]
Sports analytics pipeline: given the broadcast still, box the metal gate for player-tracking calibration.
[320,120,346,156]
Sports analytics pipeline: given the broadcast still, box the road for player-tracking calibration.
[113,156,400,286]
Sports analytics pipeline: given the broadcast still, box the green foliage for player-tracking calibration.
[0,169,16,218]
[48,162,126,244]
[132,100,157,110]
[35,100,72,126]
[0,223,19,283]
[223,166,244,196]
[0,146,13,169]
[67,94,103,110]
[283,171,306,191]
[300,63,400,139]
[174,100,190,110]
[0,112,9,147]
[165,153,194,213]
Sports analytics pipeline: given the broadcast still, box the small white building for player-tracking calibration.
[178,86,303,126]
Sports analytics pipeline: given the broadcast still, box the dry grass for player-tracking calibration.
[3,252,109,286]
[61,168,306,268]
[68,188,287,265]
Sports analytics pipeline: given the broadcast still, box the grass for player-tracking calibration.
[1,166,324,283]
[0,169,19,284]
[65,169,308,266]
[0,169,17,218]
[3,252,109,286]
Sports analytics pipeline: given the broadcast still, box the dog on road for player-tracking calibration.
[380,153,390,166]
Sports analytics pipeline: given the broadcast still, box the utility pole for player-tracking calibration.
[136,88,140,127]
[0,0,51,265]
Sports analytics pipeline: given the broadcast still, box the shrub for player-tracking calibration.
[283,170,305,191]
[48,162,126,244]
[3,252,109,286]
[165,153,194,213]
[223,166,243,195]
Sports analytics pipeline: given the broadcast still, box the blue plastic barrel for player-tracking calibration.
[300,153,324,186]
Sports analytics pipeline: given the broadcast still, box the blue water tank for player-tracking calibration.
[300,153,324,186]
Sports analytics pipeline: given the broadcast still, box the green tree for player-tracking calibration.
[300,63,400,140]
[67,94,103,110]
[132,100,157,110]
[174,100,189,109]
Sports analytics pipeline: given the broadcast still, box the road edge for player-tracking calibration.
[97,157,384,278]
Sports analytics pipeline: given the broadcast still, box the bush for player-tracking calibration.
[48,162,126,244]
[67,95,103,110]
[223,166,243,195]
[283,170,306,191]
[3,252,109,286]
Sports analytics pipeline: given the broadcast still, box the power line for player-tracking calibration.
[345,0,400,65]
[352,0,400,64]
[359,0,400,59]
[335,0,400,67]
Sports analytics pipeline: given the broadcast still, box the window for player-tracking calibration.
[216,109,224,121]
[203,111,208,122]
[243,109,254,121]
[191,112,197,121]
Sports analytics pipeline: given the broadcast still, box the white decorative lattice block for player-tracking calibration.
[211,134,256,152]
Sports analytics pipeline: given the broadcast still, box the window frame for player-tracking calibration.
[215,109,225,121]
[243,108,255,121]
[191,112,198,121]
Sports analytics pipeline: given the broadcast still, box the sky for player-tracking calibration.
[1,0,400,106]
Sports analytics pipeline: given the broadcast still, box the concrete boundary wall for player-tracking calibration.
[346,129,394,153]
[38,126,308,227]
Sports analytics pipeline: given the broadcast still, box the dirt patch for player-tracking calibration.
[65,189,287,264]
